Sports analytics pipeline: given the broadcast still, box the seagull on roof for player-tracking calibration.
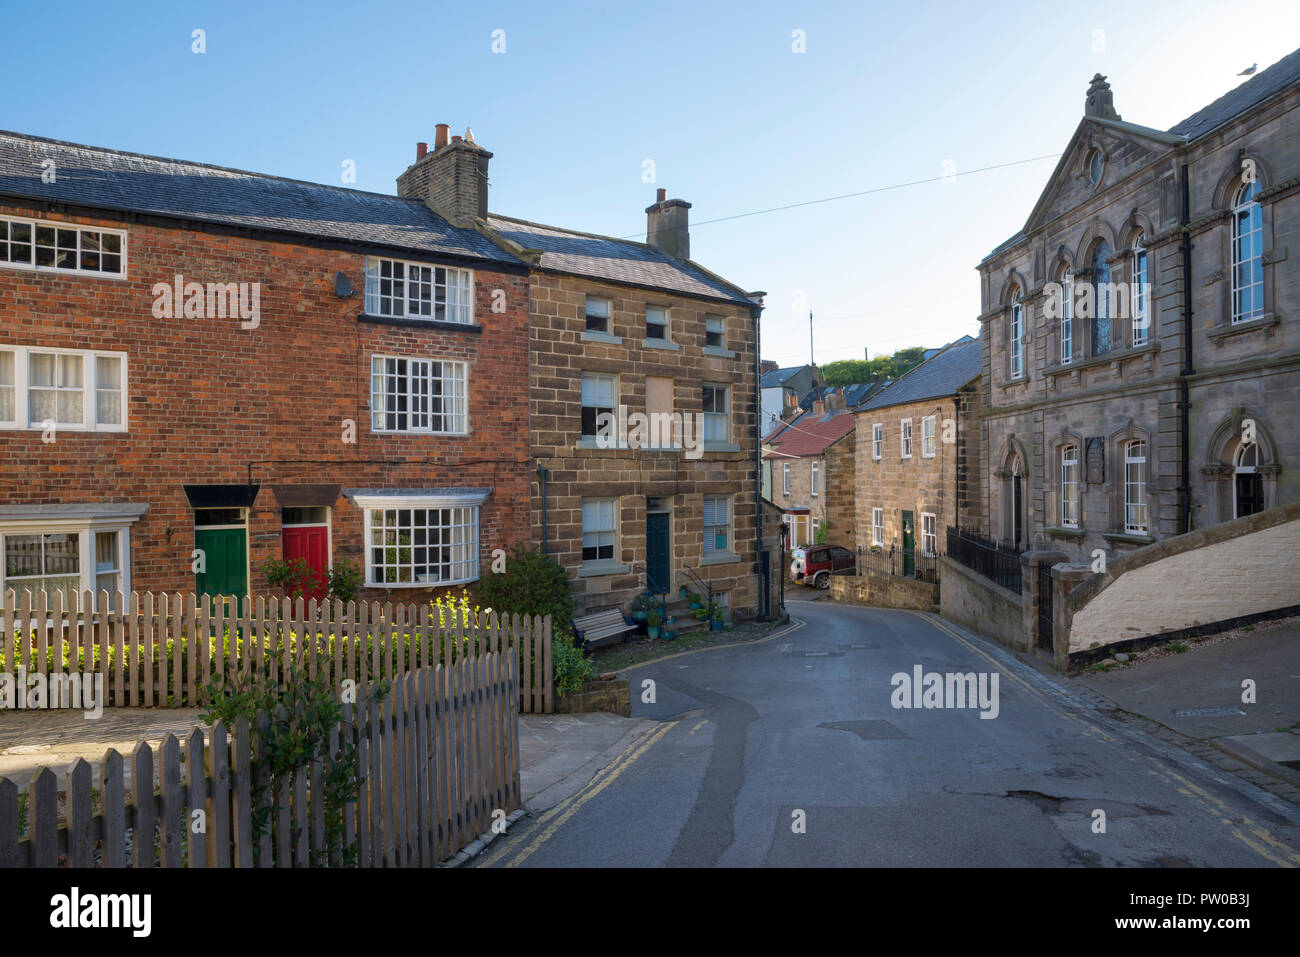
[1238,63,1257,76]
[465,126,476,144]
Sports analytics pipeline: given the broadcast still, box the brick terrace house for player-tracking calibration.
[853,337,981,570]
[762,392,856,550]
[0,130,532,608]
[976,53,1300,565]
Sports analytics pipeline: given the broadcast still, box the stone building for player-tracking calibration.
[762,394,856,549]
[394,132,767,618]
[853,338,981,566]
[976,52,1300,568]
[760,364,815,438]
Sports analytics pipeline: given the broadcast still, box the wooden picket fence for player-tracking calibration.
[0,589,553,713]
[0,652,520,867]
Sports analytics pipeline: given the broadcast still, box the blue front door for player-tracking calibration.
[646,511,671,594]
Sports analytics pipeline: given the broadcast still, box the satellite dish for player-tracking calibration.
[334,271,354,298]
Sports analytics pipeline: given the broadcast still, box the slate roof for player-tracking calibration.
[855,338,981,412]
[1169,47,1300,141]
[485,214,756,306]
[0,131,523,267]
[762,408,855,459]
[762,366,807,389]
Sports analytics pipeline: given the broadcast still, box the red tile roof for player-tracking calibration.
[762,409,855,458]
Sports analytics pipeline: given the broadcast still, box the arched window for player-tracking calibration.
[1124,440,1147,534]
[1008,288,1024,379]
[1131,234,1148,346]
[1059,268,1074,364]
[1234,440,1263,517]
[1005,453,1025,549]
[1060,445,1079,528]
[1091,241,1112,355]
[1232,180,1264,323]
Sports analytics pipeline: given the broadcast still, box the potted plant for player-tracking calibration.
[688,591,703,610]
[663,614,677,640]
[710,607,725,631]
[646,607,662,639]
[630,593,650,621]
[693,606,709,622]
[679,584,689,599]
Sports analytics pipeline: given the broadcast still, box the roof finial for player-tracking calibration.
[1085,73,1120,120]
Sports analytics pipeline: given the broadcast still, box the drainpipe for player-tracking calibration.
[537,464,549,554]
[754,308,765,617]
[1178,162,1195,534]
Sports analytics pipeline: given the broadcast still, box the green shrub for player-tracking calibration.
[326,561,363,604]
[552,634,595,696]
[471,548,575,641]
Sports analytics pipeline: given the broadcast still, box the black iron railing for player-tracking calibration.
[855,544,940,584]
[945,526,1023,594]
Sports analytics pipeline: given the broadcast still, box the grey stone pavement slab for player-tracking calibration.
[518,712,656,812]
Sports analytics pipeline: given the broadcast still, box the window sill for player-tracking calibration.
[1208,313,1280,344]
[576,436,684,452]
[1103,532,1154,546]
[642,339,680,351]
[700,551,741,566]
[357,314,481,333]
[703,346,736,358]
[1044,341,1159,377]
[999,374,1029,390]
[582,330,623,345]
[702,441,740,452]
[578,561,630,578]
[367,577,480,589]
[1044,526,1086,539]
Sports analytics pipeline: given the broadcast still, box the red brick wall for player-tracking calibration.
[0,203,531,601]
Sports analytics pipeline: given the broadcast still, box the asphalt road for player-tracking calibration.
[477,598,1300,867]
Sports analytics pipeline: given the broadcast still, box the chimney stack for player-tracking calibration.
[813,398,825,415]
[827,390,846,412]
[397,123,491,227]
[645,191,691,260]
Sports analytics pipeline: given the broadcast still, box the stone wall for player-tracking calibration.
[829,571,939,612]
[1066,502,1300,653]
[938,556,1027,650]
[824,433,856,548]
[528,272,759,617]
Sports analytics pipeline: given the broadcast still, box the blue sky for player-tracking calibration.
[5,0,1297,366]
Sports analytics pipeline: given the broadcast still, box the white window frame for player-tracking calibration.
[1124,441,1148,534]
[871,507,884,546]
[645,304,670,342]
[1233,441,1259,519]
[1231,181,1265,324]
[1131,239,1148,346]
[581,497,619,567]
[353,492,485,588]
[585,295,613,334]
[581,372,619,439]
[1009,296,1024,379]
[872,423,883,460]
[0,513,139,611]
[900,419,913,459]
[702,495,732,556]
[920,512,937,557]
[921,415,936,458]
[1061,444,1079,528]
[364,256,474,324]
[705,314,726,349]
[782,462,790,496]
[810,461,820,497]
[1060,270,1074,364]
[369,354,468,435]
[0,345,128,432]
[0,215,127,279]
[702,383,730,442]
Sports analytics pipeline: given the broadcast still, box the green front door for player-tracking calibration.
[646,511,671,594]
[901,510,915,577]
[195,526,247,610]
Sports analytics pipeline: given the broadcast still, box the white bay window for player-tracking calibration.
[352,492,486,587]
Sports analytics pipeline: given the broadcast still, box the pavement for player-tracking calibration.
[1073,618,1300,788]
[518,712,657,811]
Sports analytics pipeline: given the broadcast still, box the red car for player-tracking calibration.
[789,545,856,589]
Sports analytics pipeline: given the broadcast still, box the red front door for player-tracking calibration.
[282,525,329,601]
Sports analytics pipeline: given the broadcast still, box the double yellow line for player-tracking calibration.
[482,719,680,868]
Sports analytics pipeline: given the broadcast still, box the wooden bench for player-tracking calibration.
[572,608,637,649]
